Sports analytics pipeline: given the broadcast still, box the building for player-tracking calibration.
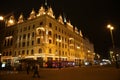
[0,5,95,67]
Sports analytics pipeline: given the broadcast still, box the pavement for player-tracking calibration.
[0,66,120,80]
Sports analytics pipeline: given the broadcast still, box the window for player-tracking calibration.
[32,41,34,45]
[32,32,34,37]
[31,49,34,55]
[48,31,52,36]
[49,39,52,44]
[38,48,42,53]
[37,38,40,44]
[23,34,26,39]
[27,50,29,55]
[49,23,52,27]
[19,35,21,40]
[40,22,43,25]
[22,42,25,47]
[33,24,35,29]
[28,33,30,39]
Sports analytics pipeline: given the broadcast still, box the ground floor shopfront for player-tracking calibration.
[1,54,84,68]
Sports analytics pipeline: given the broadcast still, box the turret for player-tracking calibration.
[57,14,64,24]
[75,27,79,34]
[28,9,36,20]
[47,7,55,18]
[7,15,16,27]
[18,13,24,23]
[37,6,46,17]
[66,20,74,32]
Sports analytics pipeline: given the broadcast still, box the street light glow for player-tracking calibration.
[0,16,4,21]
[110,26,114,30]
[107,24,114,30]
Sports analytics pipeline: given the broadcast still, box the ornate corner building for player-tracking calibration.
[0,5,95,66]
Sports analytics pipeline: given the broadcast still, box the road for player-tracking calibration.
[0,66,120,80]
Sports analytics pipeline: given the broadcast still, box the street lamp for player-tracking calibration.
[107,24,115,49]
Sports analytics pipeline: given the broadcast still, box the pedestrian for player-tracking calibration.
[26,63,30,74]
[33,64,40,78]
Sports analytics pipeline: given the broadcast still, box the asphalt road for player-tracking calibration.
[0,66,120,80]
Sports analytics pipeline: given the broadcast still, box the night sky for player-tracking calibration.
[0,0,120,58]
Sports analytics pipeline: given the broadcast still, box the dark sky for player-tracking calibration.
[0,0,120,58]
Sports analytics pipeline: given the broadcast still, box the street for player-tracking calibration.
[0,66,120,80]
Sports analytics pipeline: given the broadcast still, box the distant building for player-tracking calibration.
[0,5,95,66]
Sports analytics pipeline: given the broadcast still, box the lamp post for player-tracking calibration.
[107,24,115,49]
[0,16,4,60]
[107,24,115,61]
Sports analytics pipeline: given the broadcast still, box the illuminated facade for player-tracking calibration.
[1,6,95,66]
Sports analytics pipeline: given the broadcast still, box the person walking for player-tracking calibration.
[33,63,40,78]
